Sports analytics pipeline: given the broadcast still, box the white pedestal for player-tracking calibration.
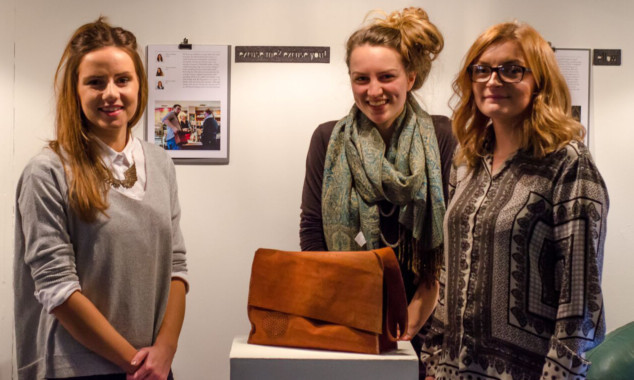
[230,336,418,380]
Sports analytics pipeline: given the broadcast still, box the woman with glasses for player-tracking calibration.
[421,22,608,379]
[300,8,456,377]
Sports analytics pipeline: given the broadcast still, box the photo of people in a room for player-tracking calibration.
[154,101,221,150]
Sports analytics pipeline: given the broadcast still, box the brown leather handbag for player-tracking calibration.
[247,247,408,354]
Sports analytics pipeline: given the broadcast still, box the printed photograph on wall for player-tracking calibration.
[154,101,222,151]
[554,48,590,147]
[147,44,230,164]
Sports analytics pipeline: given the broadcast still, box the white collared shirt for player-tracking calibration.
[95,136,147,200]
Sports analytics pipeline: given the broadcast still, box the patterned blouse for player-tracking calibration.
[422,140,608,380]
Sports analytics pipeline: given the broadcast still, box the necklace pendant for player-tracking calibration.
[105,163,138,189]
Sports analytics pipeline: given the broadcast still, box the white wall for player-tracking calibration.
[1,0,16,378]
[2,0,632,379]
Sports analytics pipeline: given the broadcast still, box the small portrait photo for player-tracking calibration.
[157,53,163,62]
[156,67,164,76]
[157,80,164,90]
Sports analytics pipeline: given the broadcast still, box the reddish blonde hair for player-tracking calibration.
[50,17,148,222]
[452,21,584,168]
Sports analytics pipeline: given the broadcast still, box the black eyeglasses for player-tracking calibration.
[468,64,532,84]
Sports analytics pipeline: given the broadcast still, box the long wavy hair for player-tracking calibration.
[50,17,148,222]
[345,7,444,91]
[452,21,584,168]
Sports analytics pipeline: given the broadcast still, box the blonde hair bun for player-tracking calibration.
[346,7,444,90]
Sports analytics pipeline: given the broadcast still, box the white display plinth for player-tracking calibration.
[230,336,418,380]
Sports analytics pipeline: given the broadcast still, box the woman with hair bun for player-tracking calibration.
[14,18,187,379]
[421,22,608,380]
[300,7,456,375]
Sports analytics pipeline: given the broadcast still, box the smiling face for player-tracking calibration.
[472,40,536,128]
[77,46,139,150]
[349,44,416,132]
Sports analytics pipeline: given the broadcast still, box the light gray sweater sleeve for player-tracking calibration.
[17,151,79,296]
[166,153,188,286]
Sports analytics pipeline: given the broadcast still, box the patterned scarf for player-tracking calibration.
[322,95,445,277]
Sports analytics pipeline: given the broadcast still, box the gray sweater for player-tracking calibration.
[14,142,187,379]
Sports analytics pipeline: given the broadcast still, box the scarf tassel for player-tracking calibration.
[396,226,443,288]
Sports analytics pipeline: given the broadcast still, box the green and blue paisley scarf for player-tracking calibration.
[322,94,445,277]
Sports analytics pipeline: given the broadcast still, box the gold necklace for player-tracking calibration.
[379,203,400,248]
[105,163,137,189]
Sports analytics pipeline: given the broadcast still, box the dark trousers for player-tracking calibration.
[50,371,174,380]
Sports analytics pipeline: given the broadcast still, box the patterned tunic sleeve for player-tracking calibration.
[541,142,608,380]
[420,158,460,377]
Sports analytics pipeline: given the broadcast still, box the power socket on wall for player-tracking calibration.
[593,49,621,65]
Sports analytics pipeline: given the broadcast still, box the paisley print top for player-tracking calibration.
[422,140,608,380]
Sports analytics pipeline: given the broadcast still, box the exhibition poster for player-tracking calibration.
[555,48,591,147]
[147,44,230,164]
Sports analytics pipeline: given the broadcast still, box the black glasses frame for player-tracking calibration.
[468,64,532,84]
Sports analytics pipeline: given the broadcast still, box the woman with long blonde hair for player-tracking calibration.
[14,18,188,380]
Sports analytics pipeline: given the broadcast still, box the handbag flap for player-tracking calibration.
[248,248,384,334]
